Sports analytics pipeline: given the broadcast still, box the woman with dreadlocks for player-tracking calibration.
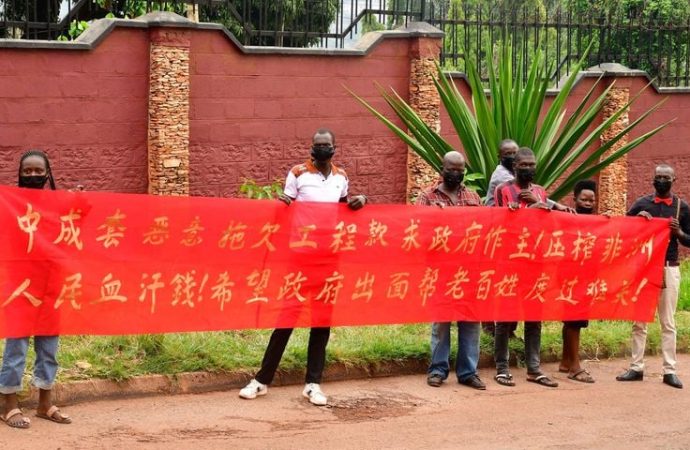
[0,150,71,428]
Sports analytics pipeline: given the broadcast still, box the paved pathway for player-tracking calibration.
[3,355,690,449]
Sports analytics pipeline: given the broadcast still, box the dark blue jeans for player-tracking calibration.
[427,321,480,381]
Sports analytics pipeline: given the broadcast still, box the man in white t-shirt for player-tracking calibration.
[239,128,366,406]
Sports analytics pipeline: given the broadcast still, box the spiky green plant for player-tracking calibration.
[349,43,672,200]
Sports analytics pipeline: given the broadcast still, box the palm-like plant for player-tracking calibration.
[349,43,672,200]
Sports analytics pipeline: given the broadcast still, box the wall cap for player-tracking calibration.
[446,62,690,94]
[0,12,442,56]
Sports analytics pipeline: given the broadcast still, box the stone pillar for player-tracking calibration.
[148,28,191,196]
[598,84,630,215]
[407,31,443,203]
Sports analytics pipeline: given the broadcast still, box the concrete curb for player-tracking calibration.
[19,359,430,407]
[17,352,607,407]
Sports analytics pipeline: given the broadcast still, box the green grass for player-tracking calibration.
[3,313,690,383]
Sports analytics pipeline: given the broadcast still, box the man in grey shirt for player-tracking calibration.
[485,139,518,206]
[482,139,518,336]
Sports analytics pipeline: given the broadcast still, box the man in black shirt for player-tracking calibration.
[617,164,690,389]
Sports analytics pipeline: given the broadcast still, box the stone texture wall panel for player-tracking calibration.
[252,142,284,160]
[368,173,398,195]
[148,29,191,196]
[269,160,299,181]
[283,143,310,161]
[218,183,243,198]
[407,52,442,203]
[235,161,271,184]
[347,177,369,196]
[598,86,630,215]
[369,193,406,204]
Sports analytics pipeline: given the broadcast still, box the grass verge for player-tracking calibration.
[2,312,690,383]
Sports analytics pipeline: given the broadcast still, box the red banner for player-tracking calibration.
[0,185,669,337]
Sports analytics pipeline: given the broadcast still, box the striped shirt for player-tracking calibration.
[417,181,481,207]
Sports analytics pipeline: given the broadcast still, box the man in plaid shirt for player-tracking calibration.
[418,151,485,390]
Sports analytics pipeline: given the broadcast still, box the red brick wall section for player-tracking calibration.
[0,29,149,192]
[625,77,690,205]
[188,30,411,204]
[2,22,690,207]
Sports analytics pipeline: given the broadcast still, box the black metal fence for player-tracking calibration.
[2,0,690,87]
[0,0,425,44]
[426,2,690,88]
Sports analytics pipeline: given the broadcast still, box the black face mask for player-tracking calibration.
[575,206,594,215]
[501,156,515,171]
[653,179,672,196]
[442,171,464,189]
[311,146,335,162]
[19,175,48,189]
[515,167,536,183]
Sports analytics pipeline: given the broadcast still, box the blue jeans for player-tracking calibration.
[0,336,59,394]
[427,322,480,382]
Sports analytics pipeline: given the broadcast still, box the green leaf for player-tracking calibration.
[350,38,670,202]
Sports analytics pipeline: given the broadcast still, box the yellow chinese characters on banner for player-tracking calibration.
[0,185,670,337]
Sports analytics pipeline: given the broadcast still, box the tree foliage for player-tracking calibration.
[433,0,690,85]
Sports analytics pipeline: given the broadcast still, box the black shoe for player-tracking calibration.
[427,374,443,387]
[616,369,643,381]
[663,374,683,389]
[459,374,486,390]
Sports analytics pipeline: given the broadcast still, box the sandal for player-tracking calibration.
[36,405,72,424]
[568,369,595,384]
[494,373,515,387]
[527,374,559,388]
[1,408,31,429]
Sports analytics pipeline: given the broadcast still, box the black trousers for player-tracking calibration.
[255,327,331,385]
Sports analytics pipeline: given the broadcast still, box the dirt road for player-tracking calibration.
[3,355,690,449]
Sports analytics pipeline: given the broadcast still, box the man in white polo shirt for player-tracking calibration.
[239,128,366,406]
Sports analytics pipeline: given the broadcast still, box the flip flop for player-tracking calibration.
[36,405,72,424]
[527,374,559,388]
[1,408,31,429]
[494,373,515,387]
[568,369,595,384]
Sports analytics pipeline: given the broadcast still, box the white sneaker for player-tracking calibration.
[239,379,267,399]
[302,383,328,406]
